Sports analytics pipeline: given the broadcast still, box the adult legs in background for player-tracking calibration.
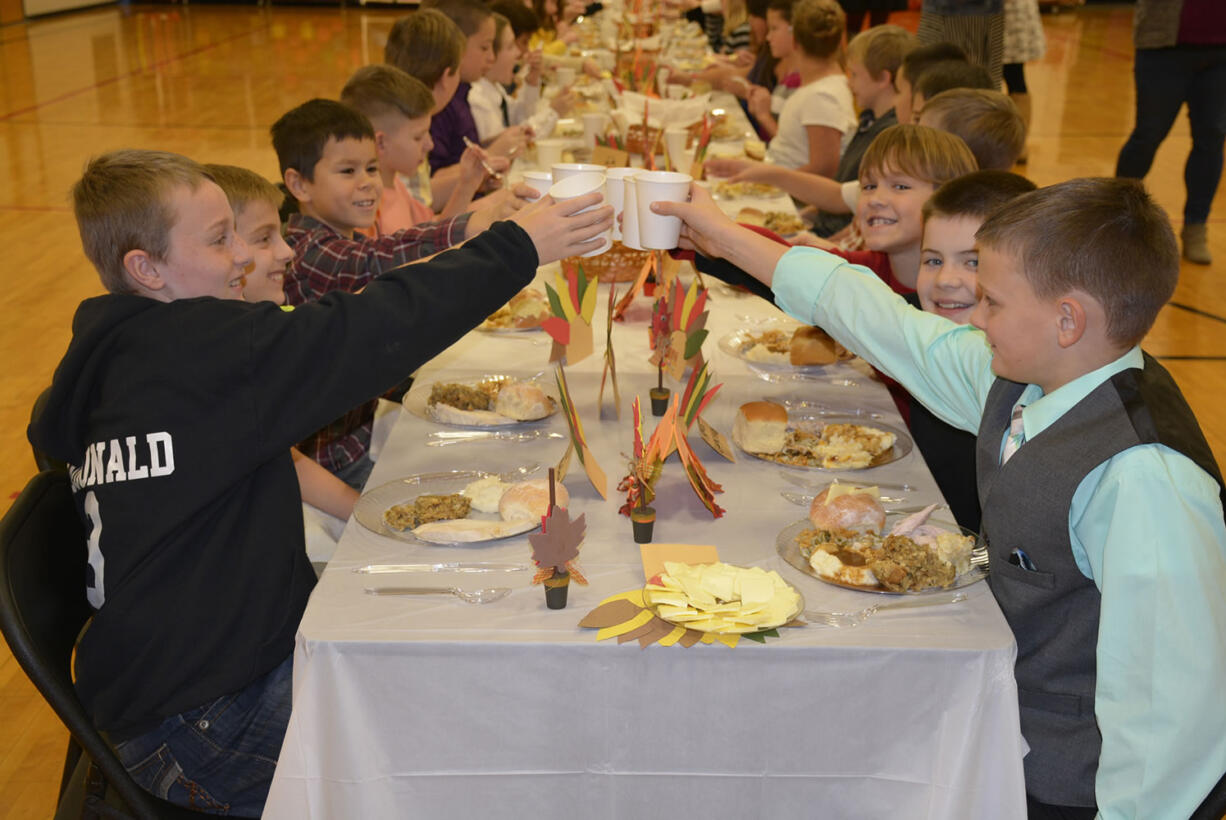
[1003,62,1030,162]
[918,11,1005,88]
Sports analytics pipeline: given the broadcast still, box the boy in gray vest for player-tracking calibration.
[655,177,1226,818]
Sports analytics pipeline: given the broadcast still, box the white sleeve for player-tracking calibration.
[468,82,505,144]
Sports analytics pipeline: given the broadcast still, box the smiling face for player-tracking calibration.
[377,114,433,179]
[295,137,382,236]
[857,165,935,255]
[460,16,497,83]
[765,9,795,60]
[233,198,292,305]
[149,181,251,301]
[489,23,521,86]
[918,214,981,324]
[970,244,1063,385]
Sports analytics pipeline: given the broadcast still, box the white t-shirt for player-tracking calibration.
[765,74,856,170]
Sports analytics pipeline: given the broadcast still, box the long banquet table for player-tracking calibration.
[264,252,1028,817]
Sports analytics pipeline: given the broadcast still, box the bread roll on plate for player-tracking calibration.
[808,486,885,534]
[732,401,788,454]
[493,381,553,421]
[499,479,570,522]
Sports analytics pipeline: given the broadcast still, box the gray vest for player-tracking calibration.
[975,353,1225,807]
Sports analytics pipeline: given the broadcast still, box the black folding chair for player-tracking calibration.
[0,471,205,819]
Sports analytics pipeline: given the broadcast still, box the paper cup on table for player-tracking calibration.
[581,112,609,149]
[634,170,692,250]
[666,84,688,100]
[535,139,566,169]
[551,162,604,183]
[663,127,691,175]
[520,170,553,202]
[604,167,638,241]
[548,171,612,257]
[555,66,576,87]
[656,66,671,96]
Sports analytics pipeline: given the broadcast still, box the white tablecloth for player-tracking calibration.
[264,264,1027,818]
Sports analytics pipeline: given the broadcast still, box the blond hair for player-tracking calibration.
[976,178,1179,347]
[790,0,845,60]
[846,24,913,87]
[385,9,464,88]
[919,88,1026,171]
[723,0,748,38]
[859,124,978,187]
[341,64,436,125]
[72,150,212,295]
[201,163,281,218]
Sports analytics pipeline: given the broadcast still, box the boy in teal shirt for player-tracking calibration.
[655,178,1226,818]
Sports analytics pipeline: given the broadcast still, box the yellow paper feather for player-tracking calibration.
[595,609,654,641]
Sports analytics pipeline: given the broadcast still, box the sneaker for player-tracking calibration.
[1181,223,1211,265]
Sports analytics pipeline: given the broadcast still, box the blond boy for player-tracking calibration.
[658,177,1226,817]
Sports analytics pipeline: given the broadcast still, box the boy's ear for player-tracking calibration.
[122,249,166,294]
[283,167,311,204]
[1055,294,1088,349]
[373,130,388,155]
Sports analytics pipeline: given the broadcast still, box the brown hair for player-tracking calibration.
[422,0,493,38]
[846,24,913,88]
[920,89,1026,171]
[922,170,1037,224]
[201,164,282,218]
[270,98,374,181]
[976,177,1179,347]
[385,9,464,88]
[72,149,212,294]
[789,0,845,60]
[859,124,978,187]
[491,12,511,55]
[341,64,436,125]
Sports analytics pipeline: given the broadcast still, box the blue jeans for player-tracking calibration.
[112,655,293,817]
[334,451,375,491]
[1116,46,1226,224]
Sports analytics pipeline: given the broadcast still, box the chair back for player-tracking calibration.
[0,471,200,819]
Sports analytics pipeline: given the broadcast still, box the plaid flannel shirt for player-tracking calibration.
[283,212,472,473]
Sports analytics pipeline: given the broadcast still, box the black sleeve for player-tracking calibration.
[694,253,778,305]
[243,220,538,450]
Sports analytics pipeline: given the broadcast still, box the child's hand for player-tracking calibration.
[647,183,736,258]
[789,231,837,250]
[732,49,754,67]
[550,88,576,116]
[704,156,756,180]
[525,50,544,86]
[747,86,772,121]
[511,193,614,265]
[489,126,529,159]
[464,188,528,238]
[459,144,493,187]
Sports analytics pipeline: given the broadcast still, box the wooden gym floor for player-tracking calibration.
[0,3,1223,815]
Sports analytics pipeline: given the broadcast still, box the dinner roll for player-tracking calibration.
[508,288,549,322]
[808,486,886,534]
[735,207,766,227]
[732,401,788,454]
[789,326,847,366]
[494,381,552,421]
[499,479,570,522]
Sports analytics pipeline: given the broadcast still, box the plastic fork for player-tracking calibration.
[803,591,967,628]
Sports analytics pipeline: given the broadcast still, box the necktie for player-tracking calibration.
[1000,404,1026,465]
[500,95,510,128]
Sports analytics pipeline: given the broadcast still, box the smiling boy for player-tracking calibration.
[658,176,1226,817]
[272,97,533,486]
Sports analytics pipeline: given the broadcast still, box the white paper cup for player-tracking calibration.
[664,127,691,175]
[551,162,605,183]
[535,139,566,169]
[521,170,553,202]
[656,66,671,96]
[581,112,609,149]
[548,171,612,257]
[666,83,688,100]
[620,175,645,250]
[555,66,576,87]
[604,167,638,241]
[634,170,692,250]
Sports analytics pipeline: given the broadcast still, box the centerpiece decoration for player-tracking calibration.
[543,262,598,365]
[529,468,588,609]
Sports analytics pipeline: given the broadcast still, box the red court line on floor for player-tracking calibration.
[0,24,262,121]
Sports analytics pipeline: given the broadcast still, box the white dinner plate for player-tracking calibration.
[403,375,558,429]
[732,412,913,470]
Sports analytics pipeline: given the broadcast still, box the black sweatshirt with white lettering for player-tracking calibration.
[29,221,538,738]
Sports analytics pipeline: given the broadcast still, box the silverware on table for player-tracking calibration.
[804,591,967,628]
[354,563,531,574]
[364,586,512,604]
[777,472,919,493]
[427,430,565,447]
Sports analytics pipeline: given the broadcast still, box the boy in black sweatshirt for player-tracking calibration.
[29,149,609,816]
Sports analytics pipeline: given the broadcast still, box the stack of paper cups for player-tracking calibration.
[663,127,691,175]
[634,170,692,250]
[548,171,612,257]
[521,170,553,202]
[604,167,638,242]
